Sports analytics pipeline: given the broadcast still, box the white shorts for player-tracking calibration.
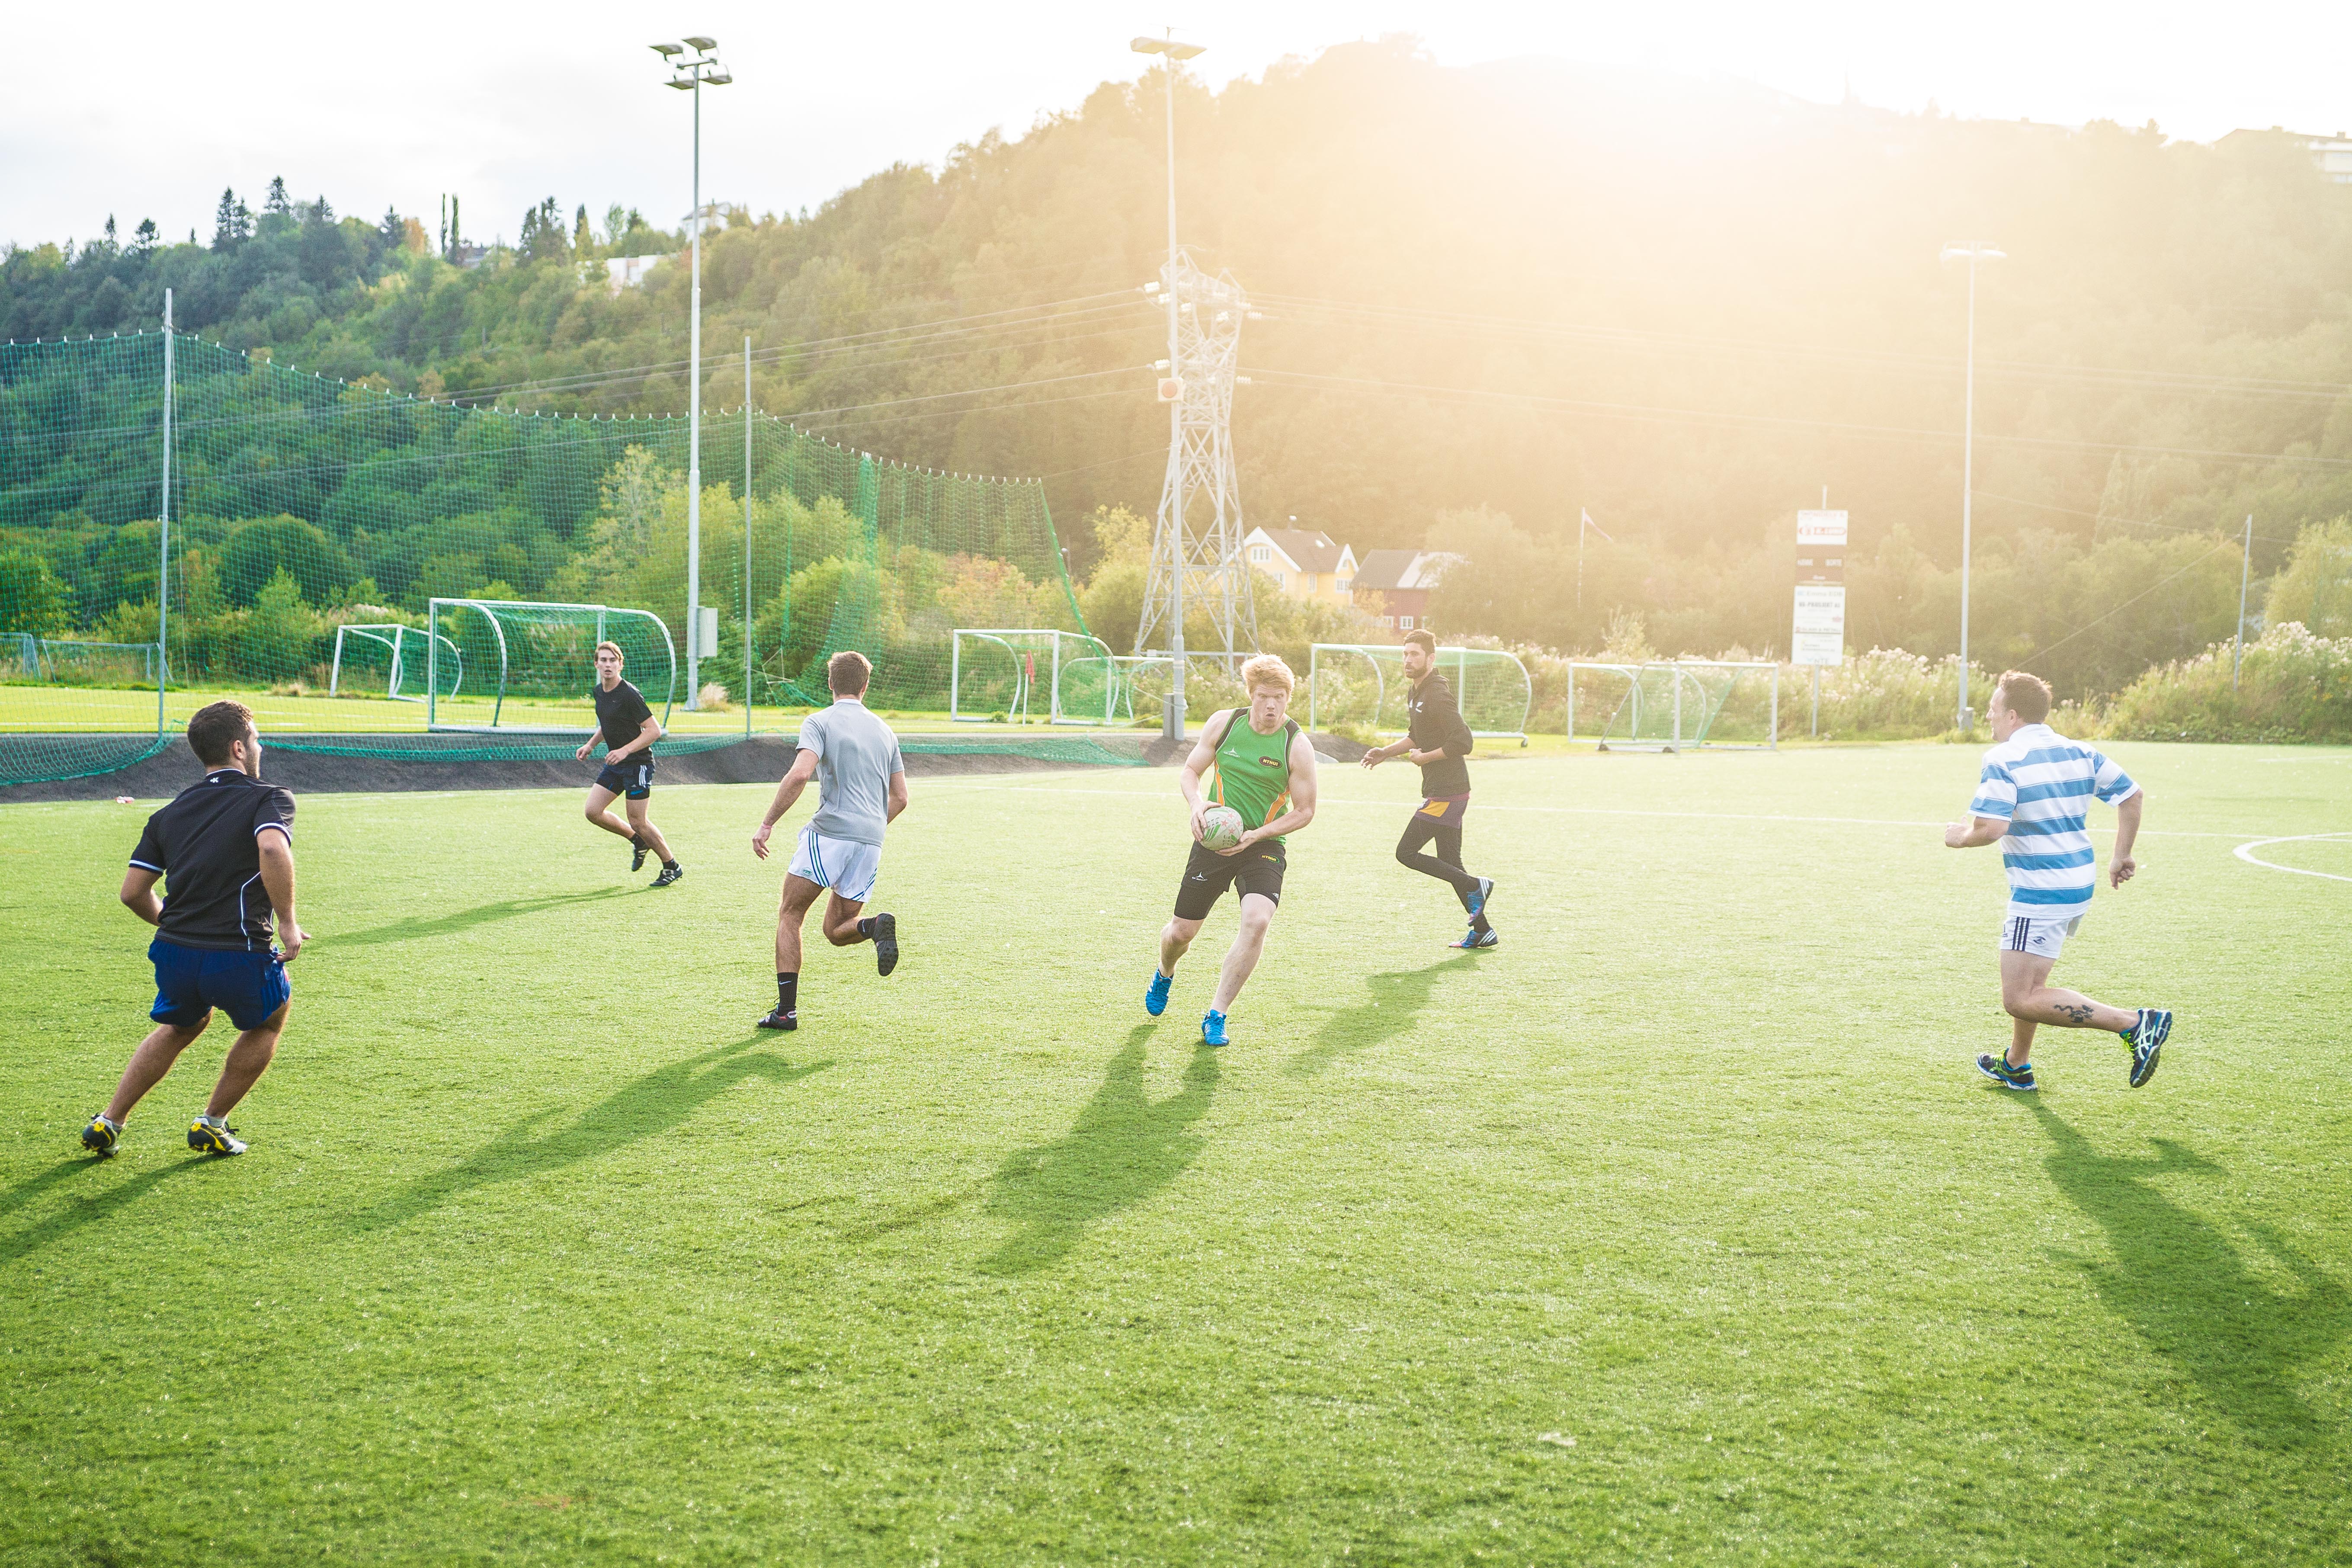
[788,827,882,904]
[2001,913,2083,961]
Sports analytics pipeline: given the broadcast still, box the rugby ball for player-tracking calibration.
[1198,805,1247,851]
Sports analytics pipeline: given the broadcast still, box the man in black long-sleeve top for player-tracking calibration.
[1360,629,1496,948]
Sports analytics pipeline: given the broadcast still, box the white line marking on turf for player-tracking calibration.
[924,780,2301,839]
[2232,832,2352,883]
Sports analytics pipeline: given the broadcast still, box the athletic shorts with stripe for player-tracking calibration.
[788,826,883,903]
[2001,913,2082,961]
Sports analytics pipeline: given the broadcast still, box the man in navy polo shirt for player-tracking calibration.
[83,700,308,1158]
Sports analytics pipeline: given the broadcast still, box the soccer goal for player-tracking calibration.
[35,639,169,686]
[329,624,463,702]
[1582,660,1778,752]
[425,599,676,733]
[949,629,1122,725]
[1307,644,1532,744]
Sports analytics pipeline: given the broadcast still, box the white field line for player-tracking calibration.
[921,779,2306,841]
[2231,832,2352,883]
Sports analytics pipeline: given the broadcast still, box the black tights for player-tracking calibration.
[1396,815,1489,930]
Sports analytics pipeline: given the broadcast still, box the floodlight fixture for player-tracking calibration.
[703,67,732,85]
[651,42,684,56]
[668,77,695,89]
[1940,241,2006,262]
[1131,35,1205,58]
[684,34,717,49]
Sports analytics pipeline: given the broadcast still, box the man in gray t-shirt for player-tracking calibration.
[750,651,910,1030]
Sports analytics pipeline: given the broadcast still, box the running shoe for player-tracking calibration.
[1145,969,1173,1017]
[1449,926,1499,950]
[1200,1009,1229,1048]
[1976,1053,2037,1092]
[631,833,649,872]
[756,1007,797,1031]
[872,912,900,977]
[1466,877,1495,918]
[188,1116,248,1155]
[2125,1008,2171,1088]
[80,1113,121,1157]
[651,862,685,888]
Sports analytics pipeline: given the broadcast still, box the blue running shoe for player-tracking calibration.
[1976,1053,2036,1091]
[1145,969,1173,1017]
[1465,877,1494,918]
[1449,926,1499,950]
[1201,1009,1229,1048]
[2125,1008,2171,1088]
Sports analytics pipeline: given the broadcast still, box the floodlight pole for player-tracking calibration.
[656,38,732,709]
[687,71,704,709]
[1942,241,2003,733]
[1162,45,1184,727]
[745,335,755,735]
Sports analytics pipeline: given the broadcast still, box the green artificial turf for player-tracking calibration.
[2,743,2347,1565]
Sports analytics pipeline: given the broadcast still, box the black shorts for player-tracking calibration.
[1173,838,1287,920]
[595,755,656,799]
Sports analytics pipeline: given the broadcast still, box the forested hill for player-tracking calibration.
[6,41,2352,673]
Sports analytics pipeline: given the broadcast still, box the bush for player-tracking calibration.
[2102,622,2352,743]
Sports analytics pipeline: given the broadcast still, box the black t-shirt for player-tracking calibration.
[129,769,298,952]
[592,678,656,756]
[1405,672,1475,798]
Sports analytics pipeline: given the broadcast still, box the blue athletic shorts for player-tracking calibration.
[149,936,291,1030]
[595,756,655,799]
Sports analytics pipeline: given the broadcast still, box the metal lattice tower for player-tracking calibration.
[1137,249,1256,672]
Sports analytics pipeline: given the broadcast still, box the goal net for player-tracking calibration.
[1575,660,1778,751]
[1307,644,1532,743]
[329,624,463,703]
[951,629,1145,725]
[425,599,676,733]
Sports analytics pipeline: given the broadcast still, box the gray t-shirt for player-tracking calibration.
[798,698,904,846]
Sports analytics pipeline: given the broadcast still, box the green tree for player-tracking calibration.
[0,550,74,635]
[2262,517,2352,638]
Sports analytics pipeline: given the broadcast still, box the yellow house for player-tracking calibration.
[1242,526,1359,608]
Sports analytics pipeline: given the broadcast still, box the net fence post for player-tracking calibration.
[745,341,754,739]
[1771,664,1780,750]
[157,292,173,744]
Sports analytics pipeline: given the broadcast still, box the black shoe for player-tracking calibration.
[756,1007,797,1031]
[872,912,899,977]
[631,833,649,872]
[651,862,684,888]
[2125,1008,2171,1087]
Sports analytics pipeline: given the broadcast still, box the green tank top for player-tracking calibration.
[1208,711,1298,842]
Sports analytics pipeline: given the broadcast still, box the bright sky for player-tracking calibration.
[5,0,2346,253]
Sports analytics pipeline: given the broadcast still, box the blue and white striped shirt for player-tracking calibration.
[1968,725,2139,919]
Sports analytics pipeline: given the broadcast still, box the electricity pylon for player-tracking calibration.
[1136,249,1255,688]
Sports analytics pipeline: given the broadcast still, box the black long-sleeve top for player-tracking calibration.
[1405,671,1475,797]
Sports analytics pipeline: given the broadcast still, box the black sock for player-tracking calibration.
[856,917,875,940]
[1471,913,1492,935]
[776,972,797,1015]
[664,859,679,870]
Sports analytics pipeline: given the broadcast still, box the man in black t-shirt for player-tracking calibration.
[575,641,682,886]
[83,700,308,1159]
[1360,629,1497,949]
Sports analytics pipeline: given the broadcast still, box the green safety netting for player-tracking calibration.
[2,330,1092,786]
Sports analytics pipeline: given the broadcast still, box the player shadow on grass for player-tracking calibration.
[1283,954,1477,1078]
[979,1026,1219,1276]
[333,886,635,949]
[356,1038,830,1231]
[2022,1098,2350,1445]
[0,1157,212,1267]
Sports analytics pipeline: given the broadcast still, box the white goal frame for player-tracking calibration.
[949,628,1121,725]
[1307,643,1532,745]
[329,623,462,702]
[1574,659,1778,752]
[426,598,676,733]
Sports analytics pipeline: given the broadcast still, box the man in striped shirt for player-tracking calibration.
[1943,670,2172,1091]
